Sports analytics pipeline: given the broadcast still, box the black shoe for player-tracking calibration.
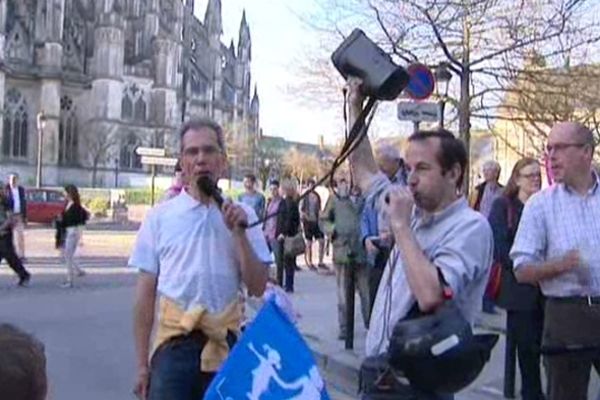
[337,332,346,340]
[18,274,31,287]
[285,288,294,293]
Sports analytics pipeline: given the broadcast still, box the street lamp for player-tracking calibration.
[435,62,453,128]
[36,111,48,188]
[114,157,120,188]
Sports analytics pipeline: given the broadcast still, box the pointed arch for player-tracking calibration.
[3,89,29,159]
[120,133,142,170]
[59,96,79,165]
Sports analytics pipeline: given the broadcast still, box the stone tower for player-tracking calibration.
[35,0,66,184]
[204,0,223,123]
[89,0,125,171]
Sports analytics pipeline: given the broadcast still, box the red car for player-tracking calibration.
[25,188,66,224]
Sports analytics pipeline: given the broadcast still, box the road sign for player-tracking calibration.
[136,147,166,157]
[397,101,440,122]
[405,63,435,100]
[140,156,178,166]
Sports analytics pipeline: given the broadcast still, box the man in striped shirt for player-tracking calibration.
[510,121,600,400]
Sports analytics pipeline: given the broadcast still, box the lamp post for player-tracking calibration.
[35,111,47,188]
[435,62,453,129]
[114,157,119,188]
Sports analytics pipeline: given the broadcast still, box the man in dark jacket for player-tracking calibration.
[5,173,26,260]
[263,180,285,284]
[0,190,30,286]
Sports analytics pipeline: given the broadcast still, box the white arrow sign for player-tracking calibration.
[397,101,440,122]
[136,147,166,157]
[140,156,178,166]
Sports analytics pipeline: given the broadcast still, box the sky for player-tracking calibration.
[193,0,341,144]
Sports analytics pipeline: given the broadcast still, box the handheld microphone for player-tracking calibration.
[197,176,248,229]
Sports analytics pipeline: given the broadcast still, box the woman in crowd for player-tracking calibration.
[161,161,184,202]
[488,157,544,400]
[277,179,301,293]
[56,184,89,288]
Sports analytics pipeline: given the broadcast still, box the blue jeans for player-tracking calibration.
[148,333,236,400]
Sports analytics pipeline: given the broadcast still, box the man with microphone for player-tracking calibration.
[131,119,271,400]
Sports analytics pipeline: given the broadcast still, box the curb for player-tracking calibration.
[304,334,360,396]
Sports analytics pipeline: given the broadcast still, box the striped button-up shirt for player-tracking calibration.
[510,171,600,297]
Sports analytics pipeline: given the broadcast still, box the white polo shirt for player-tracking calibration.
[128,189,272,313]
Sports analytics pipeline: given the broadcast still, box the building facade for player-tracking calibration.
[0,0,260,187]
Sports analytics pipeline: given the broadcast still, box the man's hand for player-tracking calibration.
[222,201,249,235]
[558,249,581,273]
[133,366,150,400]
[386,186,414,235]
[365,237,379,254]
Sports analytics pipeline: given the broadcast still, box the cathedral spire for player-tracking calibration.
[250,85,259,115]
[204,0,222,36]
[229,39,236,58]
[238,9,251,61]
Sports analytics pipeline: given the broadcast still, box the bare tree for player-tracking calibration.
[492,58,600,159]
[86,122,118,188]
[295,0,600,189]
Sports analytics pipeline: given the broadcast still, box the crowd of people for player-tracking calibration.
[1,101,599,399]
[0,174,90,289]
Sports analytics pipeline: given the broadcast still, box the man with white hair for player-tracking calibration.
[470,160,503,314]
[470,160,503,218]
[374,144,408,185]
[361,144,408,321]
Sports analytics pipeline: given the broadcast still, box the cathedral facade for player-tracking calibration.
[0,0,260,187]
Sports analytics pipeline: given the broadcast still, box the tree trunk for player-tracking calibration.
[459,14,472,195]
[92,159,99,188]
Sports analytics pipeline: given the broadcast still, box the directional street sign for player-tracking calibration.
[140,156,178,166]
[405,63,435,100]
[397,101,440,122]
[136,147,166,157]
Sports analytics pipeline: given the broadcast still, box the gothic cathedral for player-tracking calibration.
[0,0,260,187]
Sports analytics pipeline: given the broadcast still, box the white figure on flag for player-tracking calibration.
[247,343,326,399]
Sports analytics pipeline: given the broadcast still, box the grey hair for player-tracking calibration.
[482,160,501,171]
[375,144,401,162]
[179,118,226,153]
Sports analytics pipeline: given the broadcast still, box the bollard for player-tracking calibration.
[345,252,356,350]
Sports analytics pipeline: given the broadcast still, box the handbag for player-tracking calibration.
[284,233,306,257]
[485,198,516,300]
[485,262,502,299]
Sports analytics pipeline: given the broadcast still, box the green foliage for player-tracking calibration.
[85,197,109,217]
[124,188,165,205]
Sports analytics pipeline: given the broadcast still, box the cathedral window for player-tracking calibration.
[134,98,147,122]
[222,82,235,105]
[59,96,78,165]
[2,89,28,159]
[190,72,208,97]
[120,133,142,170]
[122,84,147,122]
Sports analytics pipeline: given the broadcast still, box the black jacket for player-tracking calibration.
[5,185,26,220]
[59,203,89,229]
[278,197,300,237]
[488,195,543,311]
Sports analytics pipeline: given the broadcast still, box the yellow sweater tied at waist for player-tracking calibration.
[153,296,242,372]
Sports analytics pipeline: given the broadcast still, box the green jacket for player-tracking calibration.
[321,195,365,265]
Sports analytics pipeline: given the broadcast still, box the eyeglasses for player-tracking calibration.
[545,142,588,154]
[520,172,541,180]
[182,144,222,157]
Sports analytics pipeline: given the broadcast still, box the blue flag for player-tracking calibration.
[205,299,331,400]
